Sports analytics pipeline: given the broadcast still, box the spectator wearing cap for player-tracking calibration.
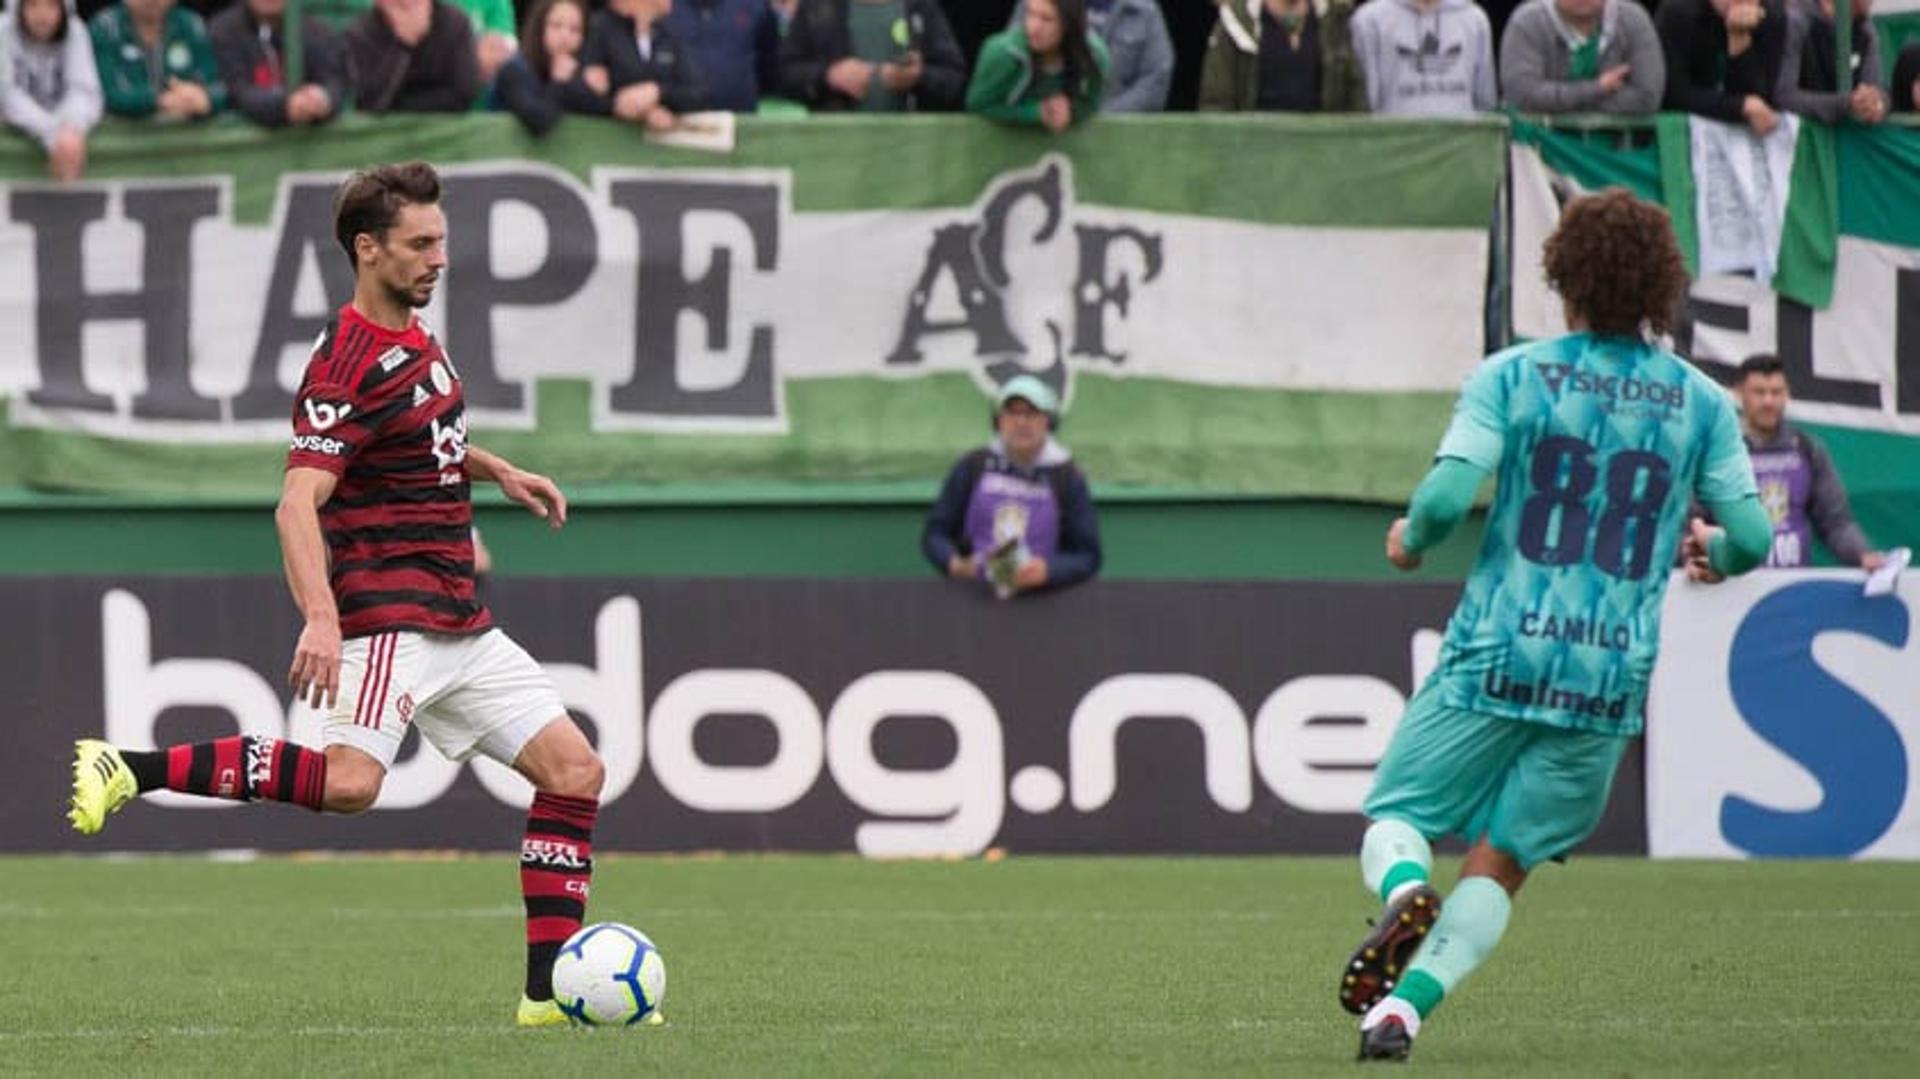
[922,375,1102,599]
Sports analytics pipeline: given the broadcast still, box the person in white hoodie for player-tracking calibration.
[1350,0,1497,115]
[2,0,102,180]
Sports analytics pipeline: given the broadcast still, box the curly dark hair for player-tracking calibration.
[1541,188,1690,339]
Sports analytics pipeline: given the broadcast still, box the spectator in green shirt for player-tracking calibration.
[449,0,517,83]
[967,0,1108,132]
[89,0,226,119]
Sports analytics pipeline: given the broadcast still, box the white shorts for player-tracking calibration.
[325,628,566,770]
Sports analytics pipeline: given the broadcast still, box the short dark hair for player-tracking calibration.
[1542,188,1690,339]
[1737,354,1786,383]
[332,162,442,269]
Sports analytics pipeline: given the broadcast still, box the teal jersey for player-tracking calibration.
[1426,333,1757,735]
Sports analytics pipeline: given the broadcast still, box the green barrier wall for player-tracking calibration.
[0,495,1487,581]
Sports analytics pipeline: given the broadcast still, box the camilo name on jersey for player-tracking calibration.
[1518,611,1632,651]
[1482,670,1631,720]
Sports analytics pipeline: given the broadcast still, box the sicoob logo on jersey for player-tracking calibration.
[1536,363,1686,409]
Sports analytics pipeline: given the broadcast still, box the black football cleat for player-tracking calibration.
[1337,884,1441,1015]
[1356,1015,1413,1062]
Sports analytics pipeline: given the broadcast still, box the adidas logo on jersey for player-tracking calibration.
[413,384,431,408]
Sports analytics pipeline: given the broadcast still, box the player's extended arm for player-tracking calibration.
[277,466,342,708]
[1390,457,1490,569]
[1700,494,1772,577]
[468,445,569,528]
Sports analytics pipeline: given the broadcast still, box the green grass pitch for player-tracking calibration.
[1,855,1913,1076]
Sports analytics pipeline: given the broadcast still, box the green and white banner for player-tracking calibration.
[1510,116,1920,551]
[0,115,1504,500]
[5,112,1918,535]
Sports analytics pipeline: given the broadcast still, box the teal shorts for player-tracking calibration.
[1363,683,1630,870]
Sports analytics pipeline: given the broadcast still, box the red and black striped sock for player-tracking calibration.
[521,791,598,1001]
[119,736,327,811]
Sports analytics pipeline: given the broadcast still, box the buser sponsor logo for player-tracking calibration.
[302,399,353,431]
[290,434,346,455]
[522,839,587,869]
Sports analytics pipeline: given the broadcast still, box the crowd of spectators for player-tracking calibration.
[4,0,1918,177]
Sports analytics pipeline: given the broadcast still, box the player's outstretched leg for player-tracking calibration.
[1358,849,1519,1062]
[69,735,329,834]
[510,716,609,1028]
[1340,818,1441,1016]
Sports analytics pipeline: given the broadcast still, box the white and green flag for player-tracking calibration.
[0,115,1505,500]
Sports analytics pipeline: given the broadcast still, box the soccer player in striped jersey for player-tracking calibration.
[67,162,621,1030]
[1338,189,1773,1061]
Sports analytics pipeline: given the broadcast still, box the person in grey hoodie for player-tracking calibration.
[1008,0,1171,111]
[1351,0,1497,115]
[1501,0,1663,114]
[2,0,102,180]
[1775,0,1886,124]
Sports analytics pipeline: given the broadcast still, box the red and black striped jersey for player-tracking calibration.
[286,303,491,640]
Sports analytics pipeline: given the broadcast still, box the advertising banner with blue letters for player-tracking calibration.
[12,571,1918,859]
[1647,571,1920,860]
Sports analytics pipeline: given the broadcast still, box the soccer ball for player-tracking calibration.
[551,922,667,1027]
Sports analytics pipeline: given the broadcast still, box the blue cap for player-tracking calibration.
[995,374,1060,415]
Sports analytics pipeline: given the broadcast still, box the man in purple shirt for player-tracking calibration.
[1733,353,1884,570]
[922,375,1102,598]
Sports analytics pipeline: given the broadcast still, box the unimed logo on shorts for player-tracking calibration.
[1647,572,1920,860]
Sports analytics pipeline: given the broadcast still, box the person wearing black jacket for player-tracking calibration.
[777,0,966,111]
[493,0,606,134]
[1894,42,1920,112]
[581,0,704,129]
[1654,0,1787,134]
[209,0,352,127]
[347,0,482,113]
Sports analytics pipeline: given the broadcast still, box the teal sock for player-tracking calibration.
[1360,819,1432,903]
[1392,876,1512,1018]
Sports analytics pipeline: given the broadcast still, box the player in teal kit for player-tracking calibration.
[1337,190,1775,1061]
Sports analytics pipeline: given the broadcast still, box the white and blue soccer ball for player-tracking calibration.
[551,922,667,1027]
